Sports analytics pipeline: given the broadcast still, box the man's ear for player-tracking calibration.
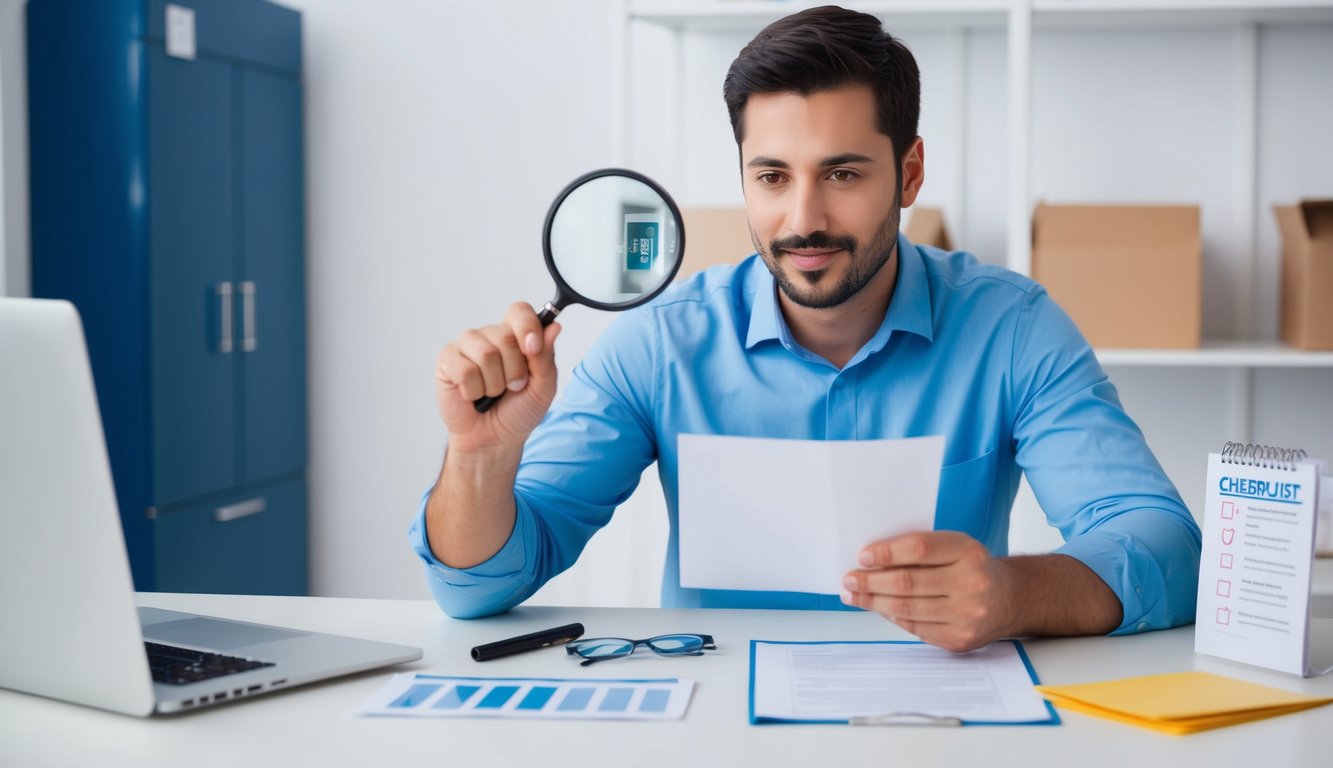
[899,136,925,209]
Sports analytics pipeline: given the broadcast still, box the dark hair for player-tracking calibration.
[723,5,920,166]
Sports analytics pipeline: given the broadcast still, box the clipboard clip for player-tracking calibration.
[849,711,963,727]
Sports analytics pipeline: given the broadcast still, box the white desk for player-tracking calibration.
[3,590,1333,768]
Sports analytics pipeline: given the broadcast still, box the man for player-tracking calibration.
[411,5,1201,653]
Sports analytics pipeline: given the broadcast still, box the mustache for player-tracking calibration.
[770,231,857,254]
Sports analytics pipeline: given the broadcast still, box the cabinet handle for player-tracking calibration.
[214,497,266,523]
[240,281,257,352]
[217,282,234,354]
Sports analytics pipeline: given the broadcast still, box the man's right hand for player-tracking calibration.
[435,302,563,455]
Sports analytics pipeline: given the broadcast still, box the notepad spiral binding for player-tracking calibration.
[1221,441,1308,471]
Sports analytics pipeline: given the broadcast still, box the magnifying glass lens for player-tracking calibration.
[473,169,685,413]
[547,174,682,307]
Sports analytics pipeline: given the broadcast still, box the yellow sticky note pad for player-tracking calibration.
[1036,671,1333,735]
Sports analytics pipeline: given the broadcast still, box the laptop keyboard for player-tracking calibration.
[145,641,275,686]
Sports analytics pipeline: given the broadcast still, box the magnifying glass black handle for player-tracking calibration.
[473,303,562,413]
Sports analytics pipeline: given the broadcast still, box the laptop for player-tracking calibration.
[0,298,422,716]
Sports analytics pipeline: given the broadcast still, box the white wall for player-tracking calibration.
[285,0,677,606]
[281,0,643,601]
[3,2,1331,607]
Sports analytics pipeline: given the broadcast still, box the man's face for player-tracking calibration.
[740,85,901,310]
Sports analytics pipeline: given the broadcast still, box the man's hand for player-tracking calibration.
[842,531,1123,653]
[435,302,562,454]
[841,531,1015,653]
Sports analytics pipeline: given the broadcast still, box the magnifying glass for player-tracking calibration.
[474,168,686,412]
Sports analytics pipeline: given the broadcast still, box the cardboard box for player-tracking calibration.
[1031,203,1202,349]
[1273,200,1333,350]
[680,208,754,279]
[904,206,953,250]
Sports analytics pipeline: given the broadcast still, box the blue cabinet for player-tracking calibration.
[154,479,307,595]
[28,0,306,594]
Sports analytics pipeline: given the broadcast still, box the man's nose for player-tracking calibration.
[787,181,829,238]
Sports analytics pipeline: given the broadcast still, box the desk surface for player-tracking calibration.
[3,591,1332,768]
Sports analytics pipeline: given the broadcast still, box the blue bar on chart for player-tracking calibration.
[558,687,596,712]
[389,684,441,708]
[433,685,481,710]
[476,685,520,709]
[639,688,670,713]
[517,686,558,711]
[599,687,635,712]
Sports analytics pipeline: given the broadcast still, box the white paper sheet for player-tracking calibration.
[749,640,1054,724]
[356,674,694,720]
[677,433,944,594]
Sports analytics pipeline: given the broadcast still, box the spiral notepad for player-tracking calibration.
[1194,442,1331,677]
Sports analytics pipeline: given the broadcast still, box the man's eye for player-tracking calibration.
[756,172,784,185]
[829,169,857,182]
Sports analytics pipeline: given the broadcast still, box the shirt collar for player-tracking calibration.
[744,262,784,349]
[744,232,935,353]
[880,232,935,344]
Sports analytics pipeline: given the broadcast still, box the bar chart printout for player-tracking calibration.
[356,674,694,720]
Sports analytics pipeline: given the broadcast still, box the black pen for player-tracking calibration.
[470,622,585,662]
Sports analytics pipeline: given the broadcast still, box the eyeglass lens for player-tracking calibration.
[645,635,708,653]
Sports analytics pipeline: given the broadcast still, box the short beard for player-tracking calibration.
[752,187,902,310]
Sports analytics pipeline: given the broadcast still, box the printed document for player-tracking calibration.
[678,433,944,594]
[749,640,1056,725]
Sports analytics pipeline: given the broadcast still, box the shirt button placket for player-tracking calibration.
[826,373,856,440]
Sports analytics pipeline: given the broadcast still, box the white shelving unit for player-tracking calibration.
[594,0,1333,567]
[618,0,1333,374]
[528,2,1333,607]
[1031,0,1333,28]
[1098,341,1333,368]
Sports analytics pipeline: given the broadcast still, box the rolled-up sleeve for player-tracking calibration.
[409,486,544,618]
[1011,288,1202,634]
[1053,511,1202,634]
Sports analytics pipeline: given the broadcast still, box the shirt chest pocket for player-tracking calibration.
[933,449,998,542]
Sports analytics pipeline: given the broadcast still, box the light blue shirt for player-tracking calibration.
[411,234,1201,634]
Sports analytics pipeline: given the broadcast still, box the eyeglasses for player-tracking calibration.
[565,634,716,666]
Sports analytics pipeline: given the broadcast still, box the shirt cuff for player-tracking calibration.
[408,486,538,618]
[1052,514,1200,636]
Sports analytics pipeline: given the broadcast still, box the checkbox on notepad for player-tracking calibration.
[1217,607,1231,625]
[1216,579,1231,597]
[1221,501,1236,519]
[1220,553,1234,569]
